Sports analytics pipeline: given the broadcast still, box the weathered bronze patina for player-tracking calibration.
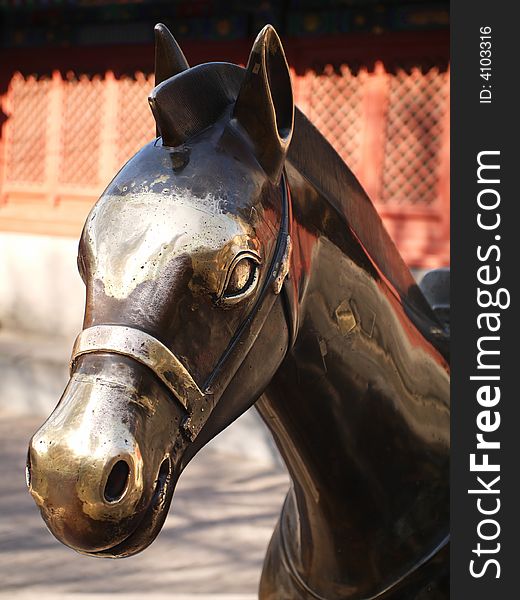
[27,24,450,599]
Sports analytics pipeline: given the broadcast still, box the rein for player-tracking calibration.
[278,508,450,600]
[70,173,292,441]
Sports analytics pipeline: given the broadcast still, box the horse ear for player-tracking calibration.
[154,23,189,86]
[233,25,294,184]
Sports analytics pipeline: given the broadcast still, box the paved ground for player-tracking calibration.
[0,415,289,599]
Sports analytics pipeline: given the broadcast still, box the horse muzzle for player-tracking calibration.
[27,354,185,555]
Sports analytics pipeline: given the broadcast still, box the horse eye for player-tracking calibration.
[224,258,258,299]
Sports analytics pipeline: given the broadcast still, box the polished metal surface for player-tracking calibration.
[27,23,449,599]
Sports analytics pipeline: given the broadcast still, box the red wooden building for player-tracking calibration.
[0,0,449,268]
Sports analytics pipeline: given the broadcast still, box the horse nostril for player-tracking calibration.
[104,460,130,503]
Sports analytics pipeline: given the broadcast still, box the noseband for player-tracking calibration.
[70,173,292,440]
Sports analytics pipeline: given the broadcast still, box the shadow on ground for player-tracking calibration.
[0,415,289,597]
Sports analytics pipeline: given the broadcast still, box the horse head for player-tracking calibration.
[27,24,296,557]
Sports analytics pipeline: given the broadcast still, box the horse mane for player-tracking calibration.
[287,109,426,310]
[150,62,431,315]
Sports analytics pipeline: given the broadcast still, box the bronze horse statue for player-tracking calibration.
[27,24,450,599]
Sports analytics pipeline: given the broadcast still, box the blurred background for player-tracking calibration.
[0,1,449,598]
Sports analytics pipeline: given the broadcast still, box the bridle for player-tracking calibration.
[70,173,292,441]
[278,487,450,600]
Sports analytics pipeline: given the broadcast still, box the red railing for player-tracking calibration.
[0,32,449,268]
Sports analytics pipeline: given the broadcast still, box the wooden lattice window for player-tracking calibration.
[304,64,366,175]
[5,74,51,184]
[59,74,104,187]
[380,67,448,206]
[0,62,449,266]
[116,73,155,168]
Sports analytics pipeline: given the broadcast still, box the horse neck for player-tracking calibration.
[256,169,450,596]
